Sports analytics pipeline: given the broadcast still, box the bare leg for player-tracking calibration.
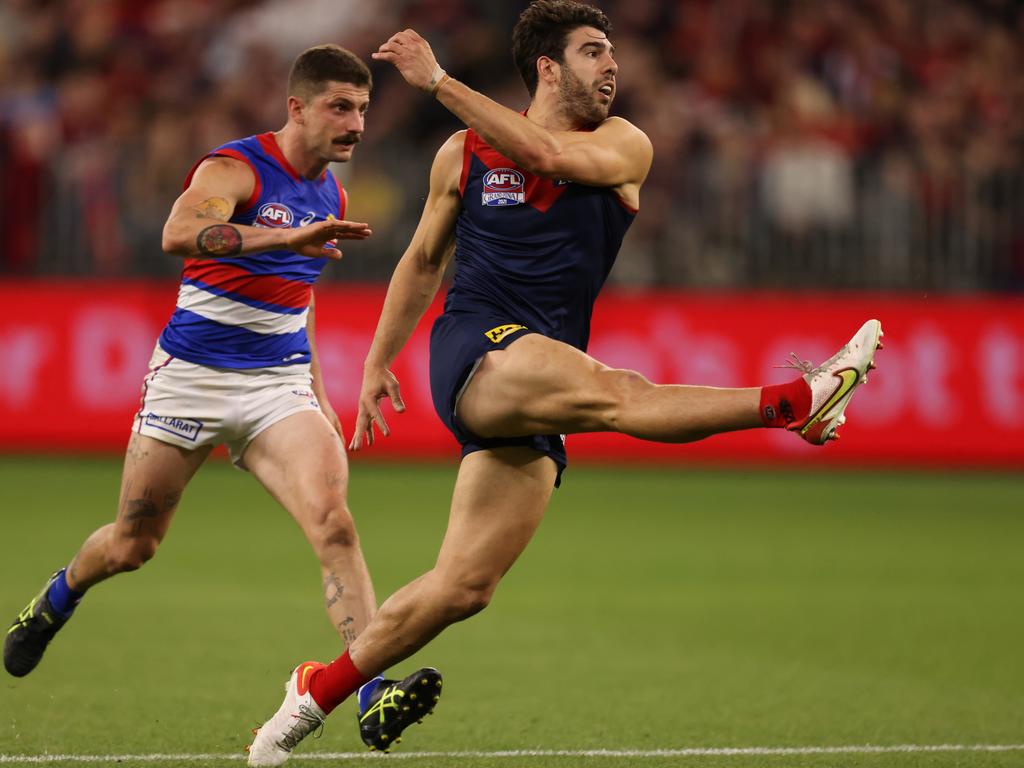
[243,411,376,645]
[457,333,762,442]
[348,446,555,675]
[67,433,210,591]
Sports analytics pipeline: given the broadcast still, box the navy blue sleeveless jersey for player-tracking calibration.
[428,127,637,482]
[158,132,345,369]
[445,128,636,351]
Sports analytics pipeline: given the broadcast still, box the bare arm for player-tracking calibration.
[306,292,344,439]
[349,132,464,450]
[161,156,371,260]
[372,29,652,188]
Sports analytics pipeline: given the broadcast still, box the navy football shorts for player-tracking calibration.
[429,310,567,486]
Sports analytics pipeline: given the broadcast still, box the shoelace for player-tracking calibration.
[777,342,851,377]
[776,352,816,374]
[10,596,51,633]
[275,704,325,751]
[360,685,404,725]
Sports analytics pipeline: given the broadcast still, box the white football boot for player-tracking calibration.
[787,319,884,444]
[247,661,326,767]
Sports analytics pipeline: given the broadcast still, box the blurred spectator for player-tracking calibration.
[0,0,1021,290]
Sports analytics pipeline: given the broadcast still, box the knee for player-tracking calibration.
[307,501,360,560]
[104,537,159,574]
[597,368,653,429]
[437,575,497,623]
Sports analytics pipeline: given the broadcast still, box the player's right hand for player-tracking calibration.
[349,364,406,451]
[287,218,371,259]
[372,29,440,92]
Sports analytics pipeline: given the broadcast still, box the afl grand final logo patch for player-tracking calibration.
[255,202,294,227]
[482,168,525,207]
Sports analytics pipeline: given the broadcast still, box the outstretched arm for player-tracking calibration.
[161,156,371,260]
[372,29,652,188]
[349,132,465,450]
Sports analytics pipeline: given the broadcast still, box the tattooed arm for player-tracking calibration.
[160,156,372,260]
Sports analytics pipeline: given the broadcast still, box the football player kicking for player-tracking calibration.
[246,2,882,764]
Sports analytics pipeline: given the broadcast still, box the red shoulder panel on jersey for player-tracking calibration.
[331,173,347,219]
[182,150,263,214]
[466,135,570,214]
[459,130,478,198]
[257,132,302,182]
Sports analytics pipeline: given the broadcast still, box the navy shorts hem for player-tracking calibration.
[429,311,567,486]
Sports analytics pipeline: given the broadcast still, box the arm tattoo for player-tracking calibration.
[196,224,242,257]
[191,197,233,220]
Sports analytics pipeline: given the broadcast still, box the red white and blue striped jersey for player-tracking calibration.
[158,132,346,369]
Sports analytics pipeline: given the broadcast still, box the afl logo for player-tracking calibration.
[482,168,525,207]
[256,202,294,228]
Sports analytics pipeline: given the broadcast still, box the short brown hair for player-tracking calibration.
[288,44,372,100]
[511,0,612,97]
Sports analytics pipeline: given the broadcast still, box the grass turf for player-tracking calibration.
[0,457,1022,767]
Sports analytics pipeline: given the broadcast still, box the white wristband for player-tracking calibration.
[426,64,447,94]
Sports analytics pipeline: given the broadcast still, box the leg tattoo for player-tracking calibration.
[324,571,345,609]
[119,484,180,535]
[338,616,357,645]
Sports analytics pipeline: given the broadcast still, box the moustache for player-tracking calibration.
[334,133,362,145]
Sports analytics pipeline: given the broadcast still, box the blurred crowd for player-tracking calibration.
[1,0,1022,289]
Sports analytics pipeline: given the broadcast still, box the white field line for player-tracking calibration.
[1,744,1023,763]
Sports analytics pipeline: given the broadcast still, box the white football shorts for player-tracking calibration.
[132,343,325,467]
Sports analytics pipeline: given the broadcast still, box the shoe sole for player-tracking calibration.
[363,668,442,752]
[800,319,884,444]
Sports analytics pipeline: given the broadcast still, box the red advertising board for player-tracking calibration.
[1,280,1021,468]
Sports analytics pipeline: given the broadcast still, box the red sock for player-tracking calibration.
[759,377,811,428]
[308,650,371,715]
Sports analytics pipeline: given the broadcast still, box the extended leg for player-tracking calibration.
[246,446,555,765]
[458,333,762,442]
[4,433,208,677]
[350,445,556,673]
[243,411,376,645]
[458,319,883,446]
[69,433,210,590]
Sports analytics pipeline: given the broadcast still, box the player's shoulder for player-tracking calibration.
[185,151,257,198]
[596,117,652,149]
[193,153,254,179]
[437,130,468,159]
[430,130,468,186]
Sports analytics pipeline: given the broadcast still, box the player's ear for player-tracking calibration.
[287,95,306,125]
[536,56,559,89]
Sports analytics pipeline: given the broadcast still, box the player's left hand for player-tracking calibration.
[372,29,441,92]
[349,364,405,451]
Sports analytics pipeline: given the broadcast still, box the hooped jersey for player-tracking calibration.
[158,132,346,369]
[446,127,636,352]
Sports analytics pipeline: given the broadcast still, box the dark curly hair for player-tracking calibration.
[512,0,612,97]
[288,44,372,101]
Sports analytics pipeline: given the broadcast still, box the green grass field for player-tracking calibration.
[1,457,1022,767]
